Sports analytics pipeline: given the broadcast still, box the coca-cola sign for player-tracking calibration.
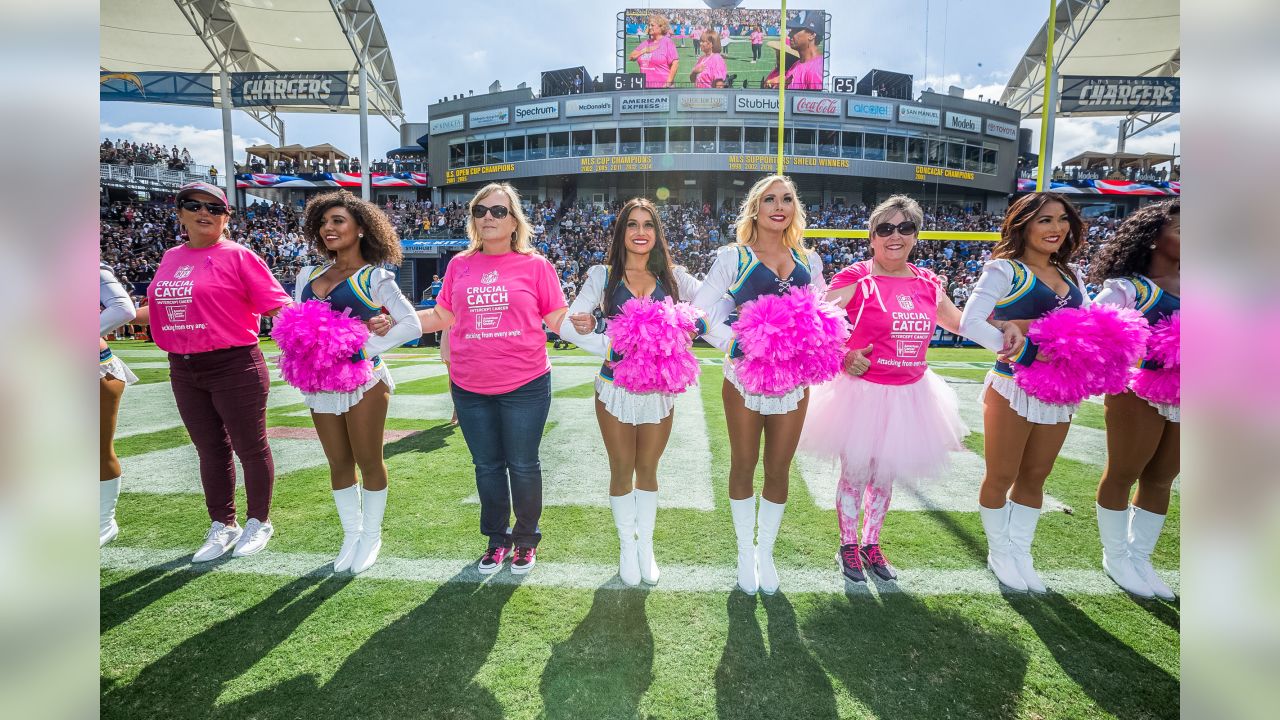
[792,96,841,116]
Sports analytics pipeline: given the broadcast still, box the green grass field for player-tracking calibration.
[624,34,820,88]
[101,340,1179,719]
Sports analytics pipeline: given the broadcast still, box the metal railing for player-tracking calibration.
[99,162,216,188]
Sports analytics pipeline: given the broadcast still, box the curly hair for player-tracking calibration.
[1087,199,1179,284]
[302,191,402,266]
[992,192,1085,278]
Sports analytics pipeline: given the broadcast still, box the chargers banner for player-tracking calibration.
[100,71,216,107]
[237,172,429,189]
[231,72,351,107]
[1059,76,1180,114]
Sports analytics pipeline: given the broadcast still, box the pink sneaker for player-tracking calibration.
[510,546,537,575]
[478,546,510,575]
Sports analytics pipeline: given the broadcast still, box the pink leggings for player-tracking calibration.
[837,461,892,546]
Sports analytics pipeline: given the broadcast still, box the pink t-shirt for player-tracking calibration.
[638,35,678,88]
[830,261,943,386]
[437,250,567,395]
[751,31,764,45]
[148,239,291,354]
[695,53,727,88]
[786,55,824,90]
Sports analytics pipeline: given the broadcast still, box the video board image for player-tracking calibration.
[622,8,826,90]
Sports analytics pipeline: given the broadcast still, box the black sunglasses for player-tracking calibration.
[471,203,510,219]
[873,221,918,238]
[179,199,229,216]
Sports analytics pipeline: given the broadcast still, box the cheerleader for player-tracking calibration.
[800,196,1022,583]
[691,174,825,595]
[100,262,138,546]
[1090,199,1180,599]
[558,197,701,587]
[294,191,422,573]
[960,192,1090,592]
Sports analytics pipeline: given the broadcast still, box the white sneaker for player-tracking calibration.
[232,518,274,558]
[193,521,242,563]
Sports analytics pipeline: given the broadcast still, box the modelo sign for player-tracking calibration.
[898,105,940,126]
[1060,75,1180,113]
[515,101,559,122]
[469,107,510,129]
[429,115,464,134]
[847,99,892,120]
[619,95,669,113]
[985,118,1018,141]
[735,94,779,113]
[792,96,840,116]
[945,112,981,133]
[566,97,614,117]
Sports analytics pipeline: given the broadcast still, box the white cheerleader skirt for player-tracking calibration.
[99,348,138,385]
[595,377,677,425]
[1134,391,1180,423]
[800,370,968,489]
[722,358,807,416]
[982,372,1078,425]
[302,361,396,415]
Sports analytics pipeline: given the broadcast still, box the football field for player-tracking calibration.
[100,340,1179,719]
[624,35,796,89]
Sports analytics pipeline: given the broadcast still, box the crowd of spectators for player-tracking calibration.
[100,139,194,171]
[237,157,427,176]
[626,8,780,36]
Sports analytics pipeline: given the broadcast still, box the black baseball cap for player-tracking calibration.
[786,12,822,37]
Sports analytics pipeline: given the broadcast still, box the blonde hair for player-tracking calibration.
[868,194,924,233]
[462,182,536,256]
[648,15,671,36]
[735,174,809,254]
[701,29,722,53]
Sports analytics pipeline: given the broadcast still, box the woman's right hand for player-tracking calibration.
[569,312,595,334]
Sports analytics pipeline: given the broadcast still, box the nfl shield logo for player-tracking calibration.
[175,265,194,279]
[896,293,914,310]
[481,270,499,284]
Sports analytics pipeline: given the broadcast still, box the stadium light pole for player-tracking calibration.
[220,70,237,208]
[1035,0,1058,191]
[359,62,371,201]
[776,0,787,175]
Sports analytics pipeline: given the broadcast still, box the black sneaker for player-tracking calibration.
[860,543,898,581]
[511,546,537,574]
[478,546,510,575]
[838,543,866,583]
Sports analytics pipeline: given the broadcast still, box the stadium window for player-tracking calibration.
[572,129,593,157]
[793,128,816,156]
[982,147,997,174]
[745,126,767,154]
[719,126,743,154]
[946,141,964,169]
[818,129,840,157]
[486,138,504,164]
[965,143,981,172]
[549,131,570,158]
[694,126,716,153]
[908,137,926,164]
[595,128,617,156]
[928,138,945,166]
[643,126,666,154]
[840,131,862,159]
[507,134,526,162]
[449,141,466,169]
[768,127,786,155]
[864,133,886,161]
[619,127,642,154]
[467,140,484,166]
[669,126,691,153]
[528,133,548,160]
[886,135,906,163]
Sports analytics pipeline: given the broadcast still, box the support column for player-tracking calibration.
[220,70,236,207]
[359,62,371,201]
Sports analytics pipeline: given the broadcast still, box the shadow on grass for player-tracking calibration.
[213,567,520,720]
[100,556,199,633]
[715,591,840,720]
[540,585,654,719]
[1008,593,1179,719]
[102,572,349,718]
[805,592,1029,719]
[384,422,455,460]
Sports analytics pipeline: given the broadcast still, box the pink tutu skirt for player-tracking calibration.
[799,370,968,489]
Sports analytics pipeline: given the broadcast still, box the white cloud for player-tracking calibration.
[99,121,268,175]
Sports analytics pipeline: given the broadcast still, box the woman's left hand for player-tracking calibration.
[999,322,1025,356]
[366,314,392,336]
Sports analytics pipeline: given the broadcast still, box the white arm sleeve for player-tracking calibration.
[673,265,702,306]
[960,260,1014,339]
[806,250,827,294]
[293,265,315,303]
[941,281,1006,353]
[99,267,136,336]
[1093,277,1138,309]
[363,269,423,358]
[692,247,740,353]
[558,265,611,358]
[1073,265,1092,307]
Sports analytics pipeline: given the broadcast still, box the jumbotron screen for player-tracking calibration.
[622,8,826,90]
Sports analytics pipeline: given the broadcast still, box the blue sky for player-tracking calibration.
[100,0,1180,173]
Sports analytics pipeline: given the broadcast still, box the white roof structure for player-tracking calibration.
[1001,0,1179,118]
[101,0,404,137]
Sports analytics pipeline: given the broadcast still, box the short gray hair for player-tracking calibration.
[868,194,924,233]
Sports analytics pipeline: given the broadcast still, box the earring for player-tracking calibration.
[1149,243,1156,249]
[359,233,365,238]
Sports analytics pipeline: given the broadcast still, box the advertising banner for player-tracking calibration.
[100,71,216,107]
[231,71,351,107]
[1059,76,1180,114]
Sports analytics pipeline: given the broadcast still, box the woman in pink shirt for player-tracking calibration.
[137,182,292,563]
[692,30,728,89]
[416,182,568,575]
[801,195,1022,583]
[629,14,679,89]
[750,25,764,63]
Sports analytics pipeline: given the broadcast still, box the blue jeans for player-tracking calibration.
[451,372,552,549]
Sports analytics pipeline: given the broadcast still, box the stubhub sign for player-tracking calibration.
[847,99,893,120]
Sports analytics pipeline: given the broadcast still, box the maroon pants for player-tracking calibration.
[169,345,274,525]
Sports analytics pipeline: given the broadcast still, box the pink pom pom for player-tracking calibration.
[1144,311,1180,370]
[733,286,851,395]
[271,300,374,393]
[606,297,701,394]
[1013,304,1150,405]
[1130,311,1179,405]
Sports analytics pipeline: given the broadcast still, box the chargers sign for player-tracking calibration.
[231,72,351,107]
[1059,76,1180,114]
